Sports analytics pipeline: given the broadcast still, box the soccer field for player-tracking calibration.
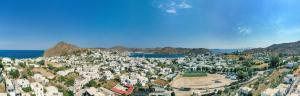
[182,72,207,77]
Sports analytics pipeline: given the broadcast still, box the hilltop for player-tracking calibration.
[44,41,83,57]
[245,40,300,55]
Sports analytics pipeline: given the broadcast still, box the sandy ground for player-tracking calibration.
[45,61,63,67]
[32,68,55,78]
[152,79,168,86]
[0,83,5,93]
[170,74,233,89]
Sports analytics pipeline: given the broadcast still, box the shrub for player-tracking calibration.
[22,87,32,92]
[85,80,97,87]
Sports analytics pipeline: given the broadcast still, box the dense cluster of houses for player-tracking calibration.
[0,57,63,96]
[2,49,295,96]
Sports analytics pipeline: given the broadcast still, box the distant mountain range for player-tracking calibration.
[110,47,210,56]
[44,42,210,57]
[245,40,300,55]
[44,40,300,57]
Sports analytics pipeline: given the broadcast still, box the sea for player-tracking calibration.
[129,53,185,58]
[210,49,249,54]
[0,50,44,59]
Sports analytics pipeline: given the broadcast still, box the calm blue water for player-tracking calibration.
[129,53,184,58]
[210,49,247,54]
[0,50,44,59]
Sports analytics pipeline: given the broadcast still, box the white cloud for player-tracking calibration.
[238,27,251,35]
[166,7,177,14]
[178,1,192,9]
[156,0,192,14]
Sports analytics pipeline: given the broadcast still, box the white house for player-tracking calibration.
[45,86,63,96]
[104,71,114,80]
[284,74,294,84]
[285,62,298,68]
[30,82,44,96]
[33,74,49,85]
[16,79,30,88]
[83,87,105,96]
[6,79,15,94]
[28,64,40,68]
[261,88,280,96]
[2,57,13,65]
[239,87,253,96]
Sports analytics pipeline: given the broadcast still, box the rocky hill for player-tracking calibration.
[109,46,210,56]
[44,42,211,57]
[245,40,300,55]
[44,41,82,57]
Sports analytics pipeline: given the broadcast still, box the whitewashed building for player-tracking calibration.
[30,82,44,96]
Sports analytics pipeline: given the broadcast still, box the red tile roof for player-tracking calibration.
[111,84,134,95]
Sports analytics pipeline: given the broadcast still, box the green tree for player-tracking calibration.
[9,69,20,79]
[63,90,74,96]
[0,62,3,69]
[48,64,55,70]
[22,87,32,92]
[242,60,253,67]
[239,56,245,61]
[85,80,97,87]
[237,70,247,80]
[223,88,229,93]
[58,76,66,82]
[292,56,299,62]
[37,60,45,65]
[158,62,167,68]
[270,56,280,68]
[27,69,34,76]
[171,92,175,96]
[19,63,26,68]
[65,79,74,87]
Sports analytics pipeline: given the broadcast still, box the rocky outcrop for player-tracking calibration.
[44,41,81,57]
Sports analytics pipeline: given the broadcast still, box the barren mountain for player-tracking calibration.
[44,41,82,57]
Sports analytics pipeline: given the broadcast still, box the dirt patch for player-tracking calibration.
[224,55,239,60]
[65,72,79,80]
[103,80,119,89]
[32,68,55,78]
[170,74,233,89]
[152,79,168,86]
[0,83,5,92]
[45,61,63,68]
[293,64,300,75]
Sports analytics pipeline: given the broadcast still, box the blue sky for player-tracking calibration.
[1,0,300,50]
